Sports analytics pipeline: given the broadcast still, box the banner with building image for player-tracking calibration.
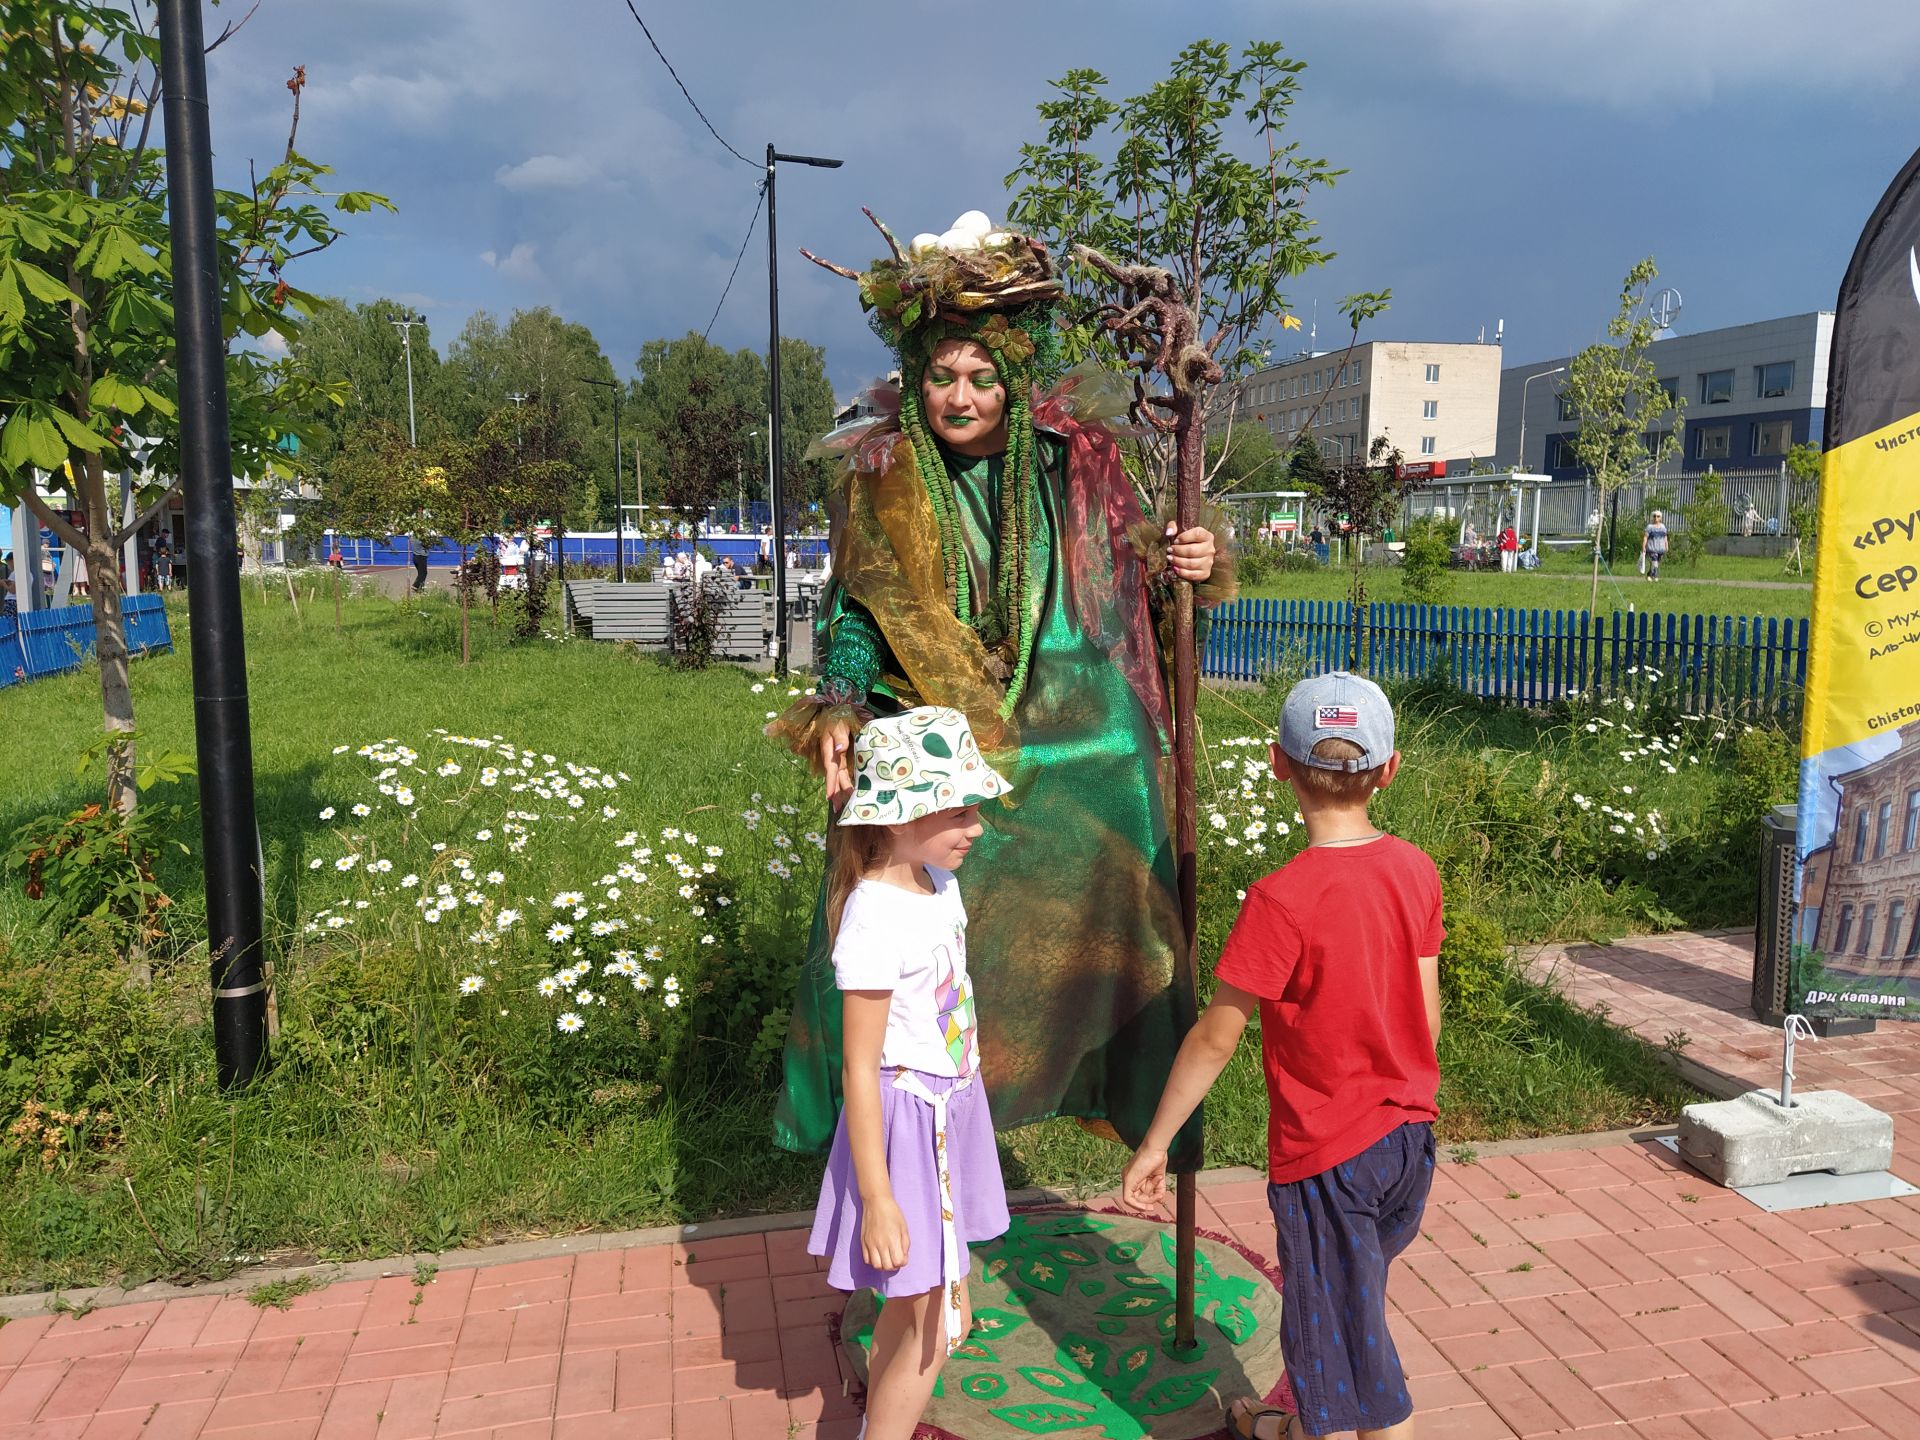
[1792,144,1920,1019]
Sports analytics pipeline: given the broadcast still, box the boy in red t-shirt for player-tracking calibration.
[1123,671,1443,1440]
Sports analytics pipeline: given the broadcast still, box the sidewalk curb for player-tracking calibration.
[0,1125,1677,1322]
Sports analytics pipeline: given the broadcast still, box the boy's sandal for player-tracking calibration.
[1228,1397,1306,1440]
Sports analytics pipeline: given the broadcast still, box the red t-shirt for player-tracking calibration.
[1213,836,1445,1184]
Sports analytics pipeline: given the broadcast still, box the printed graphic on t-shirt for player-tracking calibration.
[933,928,977,1075]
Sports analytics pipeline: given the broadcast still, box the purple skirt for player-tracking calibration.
[808,1067,1010,1297]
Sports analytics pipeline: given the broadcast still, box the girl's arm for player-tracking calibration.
[842,988,910,1270]
[1419,953,1442,1042]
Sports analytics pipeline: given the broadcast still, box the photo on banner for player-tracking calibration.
[1793,143,1920,1020]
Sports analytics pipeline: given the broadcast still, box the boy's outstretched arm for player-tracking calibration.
[1119,982,1258,1214]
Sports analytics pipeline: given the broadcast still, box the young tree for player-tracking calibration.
[1676,467,1725,570]
[1006,40,1388,510]
[1562,258,1685,612]
[1300,436,1409,666]
[1205,424,1282,496]
[1785,440,1821,576]
[0,7,391,813]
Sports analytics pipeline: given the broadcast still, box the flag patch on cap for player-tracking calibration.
[1316,705,1360,729]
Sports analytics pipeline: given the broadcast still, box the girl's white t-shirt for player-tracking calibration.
[832,867,979,1077]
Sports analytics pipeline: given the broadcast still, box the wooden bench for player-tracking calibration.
[572,582,673,646]
[563,580,610,633]
[708,591,772,660]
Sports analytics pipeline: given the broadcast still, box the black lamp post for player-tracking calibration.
[159,0,267,1087]
[578,376,626,582]
[765,143,842,675]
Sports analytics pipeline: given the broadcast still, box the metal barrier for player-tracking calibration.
[0,593,173,686]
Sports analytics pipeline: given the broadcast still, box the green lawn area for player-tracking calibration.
[1244,546,1812,622]
[0,584,1769,1292]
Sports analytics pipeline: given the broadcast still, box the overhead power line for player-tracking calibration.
[618,0,756,168]
[704,183,766,340]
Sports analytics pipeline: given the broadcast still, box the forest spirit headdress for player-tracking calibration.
[802,209,1070,710]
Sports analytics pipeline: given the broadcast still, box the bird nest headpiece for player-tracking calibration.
[802,208,1067,381]
[801,209,1073,714]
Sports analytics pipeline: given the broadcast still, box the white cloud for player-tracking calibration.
[494,154,599,192]
[479,243,543,283]
[259,330,291,358]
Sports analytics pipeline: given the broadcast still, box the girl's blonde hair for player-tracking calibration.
[825,820,892,951]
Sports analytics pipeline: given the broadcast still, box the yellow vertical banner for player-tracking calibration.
[1793,145,1920,1018]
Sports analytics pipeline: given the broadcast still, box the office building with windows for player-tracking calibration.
[1208,340,1502,469]
[1496,312,1834,478]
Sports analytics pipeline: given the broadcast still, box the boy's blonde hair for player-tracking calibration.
[1289,737,1388,804]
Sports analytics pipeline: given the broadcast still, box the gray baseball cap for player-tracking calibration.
[1278,670,1396,773]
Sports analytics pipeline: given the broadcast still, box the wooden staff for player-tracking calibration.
[1075,245,1223,1353]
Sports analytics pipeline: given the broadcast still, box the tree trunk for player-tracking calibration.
[80,467,138,816]
[460,543,471,665]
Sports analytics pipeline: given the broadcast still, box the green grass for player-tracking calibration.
[1244,546,1811,622]
[0,585,1761,1292]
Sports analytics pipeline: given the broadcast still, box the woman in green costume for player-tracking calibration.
[768,211,1230,1172]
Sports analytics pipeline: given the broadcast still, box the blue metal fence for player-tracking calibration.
[1202,598,1809,717]
[0,593,173,688]
[322,532,829,571]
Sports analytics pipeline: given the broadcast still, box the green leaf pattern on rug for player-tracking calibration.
[981,1214,1113,1299]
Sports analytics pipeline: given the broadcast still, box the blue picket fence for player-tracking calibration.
[0,593,173,688]
[1202,599,1809,717]
[322,532,829,572]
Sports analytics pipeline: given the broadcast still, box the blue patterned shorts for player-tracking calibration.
[1267,1122,1435,1437]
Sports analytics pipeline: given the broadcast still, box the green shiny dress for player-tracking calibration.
[774,431,1203,1171]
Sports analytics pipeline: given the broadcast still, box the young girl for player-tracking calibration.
[805,706,1013,1440]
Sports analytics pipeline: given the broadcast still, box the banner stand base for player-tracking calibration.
[1674,1088,1893,1189]
[1805,1015,1876,1038]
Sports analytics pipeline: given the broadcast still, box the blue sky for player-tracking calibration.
[203,0,1920,401]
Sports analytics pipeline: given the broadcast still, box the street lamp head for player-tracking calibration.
[773,151,843,168]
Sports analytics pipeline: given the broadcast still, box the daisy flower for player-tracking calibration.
[459,976,485,995]
[663,993,681,1009]
[352,803,371,818]
[538,976,560,997]
[318,806,336,820]
[556,1012,584,1034]
[552,891,584,909]
[546,922,574,943]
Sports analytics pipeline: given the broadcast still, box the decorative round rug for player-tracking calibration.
[837,1209,1291,1440]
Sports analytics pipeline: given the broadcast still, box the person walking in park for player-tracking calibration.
[153,529,174,589]
[1642,508,1669,581]
[767,210,1230,1175]
[408,531,429,592]
[1497,521,1519,573]
[805,707,1012,1440]
[1122,671,1443,1440]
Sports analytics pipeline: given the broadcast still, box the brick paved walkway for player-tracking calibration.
[5,930,1920,1439]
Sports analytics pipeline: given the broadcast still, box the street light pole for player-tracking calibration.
[766,144,842,676]
[389,311,425,446]
[579,376,627,582]
[159,0,267,1088]
[1517,365,1567,479]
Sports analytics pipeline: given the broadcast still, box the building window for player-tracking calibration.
[1658,377,1679,403]
[1877,799,1893,859]
[1755,360,1795,398]
[1423,400,1439,420]
[1696,426,1731,461]
[1420,436,1437,455]
[1556,395,1578,422]
[1886,902,1907,959]
[1549,436,1580,468]
[1860,903,1878,955]
[1854,806,1871,863]
[1751,419,1793,457]
[1903,789,1918,850]
[1424,363,1441,383]
[1907,911,1920,958]
[1835,904,1855,952]
[1699,369,1734,404]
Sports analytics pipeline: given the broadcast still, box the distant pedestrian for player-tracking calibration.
[153,530,174,589]
[1498,524,1519,574]
[409,532,429,592]
[1642,510,1669,581]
